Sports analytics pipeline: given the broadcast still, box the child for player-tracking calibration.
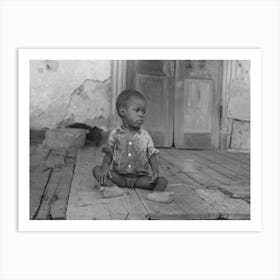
[92,89,174,203]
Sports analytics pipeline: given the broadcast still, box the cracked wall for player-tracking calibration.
[30,60,112,130]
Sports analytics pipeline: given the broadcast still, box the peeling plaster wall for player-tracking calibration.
[221,60,250,152]
[30,60,112,131]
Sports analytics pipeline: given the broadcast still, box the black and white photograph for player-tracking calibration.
[2,1,279,280]
[25,54,255,222]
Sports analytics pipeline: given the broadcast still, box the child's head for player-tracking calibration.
[116,89,146,129]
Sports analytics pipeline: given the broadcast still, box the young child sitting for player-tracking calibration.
[92,89,174,203]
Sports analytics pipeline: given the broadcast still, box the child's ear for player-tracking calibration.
[119,106,125,117]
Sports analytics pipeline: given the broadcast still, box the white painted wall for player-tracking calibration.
[30,60,112,130]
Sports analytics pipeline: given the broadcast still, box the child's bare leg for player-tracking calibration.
[92,166,126,198]
[135,176,174,203]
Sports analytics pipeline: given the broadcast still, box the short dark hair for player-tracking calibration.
[116,89,146,117]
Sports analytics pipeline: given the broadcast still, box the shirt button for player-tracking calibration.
[128,153,132,157]
[128,164,131,168]
[128,141,132,145]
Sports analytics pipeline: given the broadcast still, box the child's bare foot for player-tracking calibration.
[146,191,174,203]
[96,185,124,198]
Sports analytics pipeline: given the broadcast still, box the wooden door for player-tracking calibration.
[174,60,222,149]
[126,60,174,147]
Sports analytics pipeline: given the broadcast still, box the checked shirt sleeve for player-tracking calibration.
[146,132,160,159]
[102,130,116,156]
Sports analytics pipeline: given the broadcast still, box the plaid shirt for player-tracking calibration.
[102,127,159,175]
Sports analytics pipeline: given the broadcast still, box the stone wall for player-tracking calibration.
[221,60,250,152]
[30,60,112,131]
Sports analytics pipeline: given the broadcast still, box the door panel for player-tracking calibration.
[184,79,213,133]
[175,60,222,149]
[127,61,174,147]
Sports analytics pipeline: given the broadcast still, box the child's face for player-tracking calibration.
[123,97,146,129]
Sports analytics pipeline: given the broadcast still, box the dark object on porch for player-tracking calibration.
[66,123,103,146]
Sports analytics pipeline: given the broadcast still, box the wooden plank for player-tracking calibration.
[30,145,52,219]
[66,146,148,220]
[35,169,62,220]
[30,144,50,172]
[67,189,148,220]
[213,150,250,170]
[171,149,249,185]
[195,189,250,220]
[135,188,187,220]
[45,149,66,171]
[173,184,220,219]
[216,150,250,164]
[191,150,250,179]
[30,169,52,219]
[35,149,68,219]
[211,184,250,200]
[50,151,77,219]
[159,152,204,188]
[160,149,236,187]
[158,150,196,186]
[135,184,220,220]
[67,189,147,220]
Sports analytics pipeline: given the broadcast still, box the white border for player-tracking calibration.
[19,49,262,232]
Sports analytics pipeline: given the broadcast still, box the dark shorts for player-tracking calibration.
[125,177,138,189]
[113,172,147,189]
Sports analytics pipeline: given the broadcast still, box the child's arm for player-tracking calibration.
[146,131,160,182]
[96,130,115,185]
[96,153,113,185]
[149,154,159,182]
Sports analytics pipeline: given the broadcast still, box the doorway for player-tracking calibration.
[126,60,223,149]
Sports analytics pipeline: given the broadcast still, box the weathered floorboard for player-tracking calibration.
[135,184,220,220]
[160,149,233,187]
[28,144,250,220]
[194,150,250,176]
[50,151,77,219]
[159,150,202,188]
[196,189,250,220]
[217,150,250,164]
[210,184,250,201]
[36,169,62,220]
[30,144,50,172]
[45,149,66,170]
[171,149,249,185]
[213,150,250,170]
[30,145,52,219]
[35,150,67,219]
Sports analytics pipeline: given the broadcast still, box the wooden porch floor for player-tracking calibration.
[30,145,250,220]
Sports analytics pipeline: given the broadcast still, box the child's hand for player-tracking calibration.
[150,170,159,183]
[97,166,112,185]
